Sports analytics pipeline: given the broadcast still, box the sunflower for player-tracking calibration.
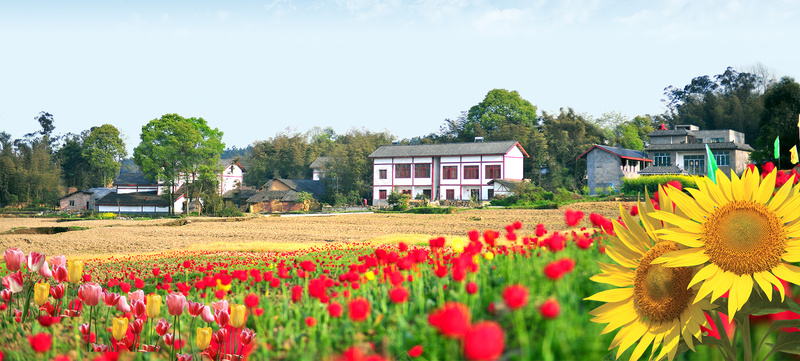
[586,192,714,361]
[650,168,800,318]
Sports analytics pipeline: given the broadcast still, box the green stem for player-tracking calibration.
[741,316,752,361]
[171,314,177,361]
[711,311,736,361]
[514,309,530,360]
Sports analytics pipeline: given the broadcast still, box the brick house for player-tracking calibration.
[246,179,325,213]
[368,140,528,206]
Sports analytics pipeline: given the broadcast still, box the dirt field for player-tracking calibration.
[0,202,631,259]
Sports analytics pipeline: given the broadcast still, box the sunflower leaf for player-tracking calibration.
[773,332,800,355]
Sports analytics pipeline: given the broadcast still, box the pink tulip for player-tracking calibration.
[79,283,102,306]
[215,309,230,328]
[116,296,131,313]
[238,328,256,345]
[187,300,205,317]
[4,248,24,272]
[49,255,66,268]
[166,292,186,316]
[128,290,144,302]
[131,299,146,318]
[3,272,24,293]
[211,299,228,312]
[200,305,215,323]
[38,261,53,279]
[102,292,120,308]
[27,252,45,273]
[1,289,11,301]
[155,318,171,336]
[52,265,68,283]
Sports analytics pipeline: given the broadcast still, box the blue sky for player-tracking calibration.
[1,0,798,153]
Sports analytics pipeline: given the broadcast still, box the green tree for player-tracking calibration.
[246,130,310,187]
[56,133,91,189]
[134,114,224,215]
[753,77,800,165]
[463,89,538,140]
[541,108,606,190]
[323,129,393,204]
[83,124,127,187]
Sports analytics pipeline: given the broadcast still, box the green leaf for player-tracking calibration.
[774,332,800,355]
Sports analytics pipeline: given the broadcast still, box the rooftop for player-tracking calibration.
[368,140,528,158]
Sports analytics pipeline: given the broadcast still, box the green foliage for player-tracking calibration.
[489,183,580,208]
[753,77,800,164]
[387,191,411,211]
[83,124,127,187]
[216,204,243,217]
[621,175,698,196]
[541,108,606,191]
[401,206,457,214]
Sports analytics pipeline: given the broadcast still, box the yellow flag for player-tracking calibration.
[791,145,799,165]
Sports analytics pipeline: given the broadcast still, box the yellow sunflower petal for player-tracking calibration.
[771,263,800,286]
[740,169,757,201]
[630,329,656,361]
[591,272,634,287]
[680,310,696,351]
[649,211,703,233]
[689,264,720,288]
[655,321,681,361]
[665,187,709,222]
[655,230,704,248]
[651,248,709,267]
[784,247,800,263]
[715,169,734,202]
[755,170,777,204]
[760,271,786,302]
[727,276,739,317]
[685,188,719,214]
[710,271,736,303]
[730,171,746,201]
[597,261,634,275]
[775,194,800,223]
[618,203,650,253]
[585,288,634,303]
[617,320,649,359]
[769,179,795,213]
[753,272,774,302]
[736,275,754,312]
[612,221,647,256]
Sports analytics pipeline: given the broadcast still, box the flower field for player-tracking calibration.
[2,164,800,360]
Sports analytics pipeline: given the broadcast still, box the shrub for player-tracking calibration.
[216,205,243,217]
[621,175,697,196]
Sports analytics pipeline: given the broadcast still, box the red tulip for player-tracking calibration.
[539,299,560,319]
[328,302,343,318]
[389,287,409,304]
[3,272,23,293]
[238,328,256,345]
[348,298,370,322]
[408,345,423,358]
[155,318,172,336]
[131,299,146,318]
[29,333,52,352]
[535,223,547,237]
[187,300,205,317]
[129,318,144,334]
[466,282,478,295]
[53,265,68,283]
[50,283,66,300]
[215,310,230,328]
[428,302,471,338]
[305,316,317,327]
[27,252,46,273]
[244,293,259,308]
[503,285,529,310]
[463,321,504,360]
[177,354,193,361]
[564,209,584,226]
[102,291,121,308]
[1,289,11,301]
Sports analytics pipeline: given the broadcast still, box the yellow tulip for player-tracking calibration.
[365,270,375,281]
[68,260,83,283]
[146,294,162,318]
[196,327,213,350]
[34,283,50,306]
[230,304,247,328]
[112,317,129,341]
[483,252,494,261]
[451,238,464,253]
[216,279,231,292]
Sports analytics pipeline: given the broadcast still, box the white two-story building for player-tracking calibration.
[368,140,528,206]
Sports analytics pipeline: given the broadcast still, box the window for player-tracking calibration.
[485,165,501,179]
[654,152,671,166]
[487,189,494,199]
[414,164,431,178]
[379,190,387,199]
[684,155,705,175]
[401,189,412,195]
[713,151,730,166]
[711,138,725,143]
[446,189,455,200]
[470,189,480,200]
[69,200,75,206]
[443,166,458,180]
[463,165,479,179]
[378,169,387,179]
[422,189,432,199]
[395,164,410,178]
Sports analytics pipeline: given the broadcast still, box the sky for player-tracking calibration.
[1,0,798,154]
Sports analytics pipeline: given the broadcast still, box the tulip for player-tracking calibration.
[146,294,162,319]
[200,305,215,323]
[4,272,24,293]
[166,292,186,316]
[52,265,68,282]
[34,283,50,306]
[1,289,11,302]
[131,299,146,318]
[38,261,53,279]
[195,327,213,350]
[68,261,83,283]
[230,304,246,328]
[49,283,66,300]
[116,296,131,313]
[238,328,256,345]
[156,318,172,336]
[102,292,121,308]
[49,255,66,267]
[215,309,230,328]
[78,283,102,306]
[112,317,129,341]
[128,289,144,302]
[28,252,45,272]
[187,300,204,317]
[211,299,228,311]
[129,318,144,334]
[177,354,193,361]
[4,248,24,272]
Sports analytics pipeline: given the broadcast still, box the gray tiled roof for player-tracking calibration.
[368,140,525,158]
[646,142,754,152]
[309,157,330,169]
[114,172,158,186]
[95,191,170,206]
[222,187,258,200]
[646,129,696,137]
[579,145,650,160]
[638,165,687,175]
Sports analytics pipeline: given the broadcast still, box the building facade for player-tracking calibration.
[641,124,753,176]
[368,140,528,206]
[577,145,652,195]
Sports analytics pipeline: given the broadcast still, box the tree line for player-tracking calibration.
[1,64,797,209]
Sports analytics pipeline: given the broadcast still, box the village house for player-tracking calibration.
[95,191,170,214]
[245,179,325,213]
[577,145,652,195]
[639,124,754,176]
[368,139,528,206]
[310,157,329,181]
[58,187,113,213]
